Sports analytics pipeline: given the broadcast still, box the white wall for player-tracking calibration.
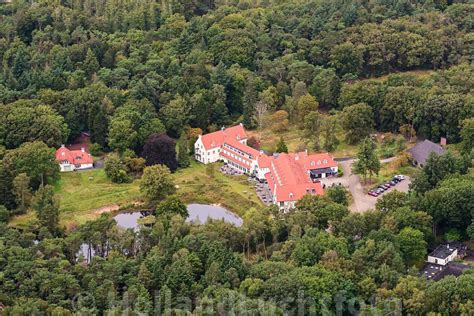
[427,249,458,266]
[76,163,93,170]
[60,163,74,172]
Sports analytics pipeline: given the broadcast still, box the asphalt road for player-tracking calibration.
[321,159,411,213]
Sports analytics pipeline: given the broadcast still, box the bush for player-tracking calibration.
[337,165,344,177]
[104,153,130,183]
[89,143,102,156]
[0,205,9,223]
[445,228,461,242]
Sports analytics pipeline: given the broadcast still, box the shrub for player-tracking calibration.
[0,205,9,223]
[89,143,102,156]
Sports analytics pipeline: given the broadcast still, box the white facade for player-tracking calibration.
[427,249,458,266]
[194,136,221,164]
[59,162,93,172]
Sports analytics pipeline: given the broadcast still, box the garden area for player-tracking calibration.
[10,160,263,229]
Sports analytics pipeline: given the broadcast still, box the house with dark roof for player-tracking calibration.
[407,140,446,167]
[420,242,470,281]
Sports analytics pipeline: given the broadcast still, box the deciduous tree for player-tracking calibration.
[353,137,380,182]
[141,133,178,171]
[140,164,175,204]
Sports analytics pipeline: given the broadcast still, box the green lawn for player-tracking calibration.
[11,161,264,228]
[11,168,141,228]
[172,161,264,216]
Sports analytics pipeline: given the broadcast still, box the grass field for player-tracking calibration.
[172,161,264,216]
[10,169,142,228]
[247,124,364,158]
[10,161,264,228]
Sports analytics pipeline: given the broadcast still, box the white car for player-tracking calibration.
[394,175,405,181]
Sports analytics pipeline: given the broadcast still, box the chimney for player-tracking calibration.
[221,126,225,131]
[61,144,65,148]
[81,147,85,153]
[440,137,447,147]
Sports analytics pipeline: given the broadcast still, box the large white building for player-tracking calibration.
[194,125,338,210]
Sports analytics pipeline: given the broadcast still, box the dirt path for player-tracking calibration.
[322,158,411,213]
[92,204,120,215]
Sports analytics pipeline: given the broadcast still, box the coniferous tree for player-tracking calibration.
[83,49,100,79]
[275,137,288,153]
[12,173,32,213]
[177,132,190,168]
[242,75,257,128]
[32,185,60,235]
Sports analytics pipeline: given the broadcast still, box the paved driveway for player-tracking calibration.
[320,159,411,213]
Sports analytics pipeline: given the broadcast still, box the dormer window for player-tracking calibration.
[289,193,294,199]
[317,160,321,165]
[323,159,327,164]
[311,161,315,166]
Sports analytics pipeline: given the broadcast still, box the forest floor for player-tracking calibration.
[10,161,263,229]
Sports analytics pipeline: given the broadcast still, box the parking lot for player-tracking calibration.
[320,159,411,213]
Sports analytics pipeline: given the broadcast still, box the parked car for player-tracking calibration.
[392,177,400,183]
[394,175,405,181]
[380,184,390,190]
[385,182,392,188]
[368,191,378,197]
[376,188,385,194]
[389,180,397,186]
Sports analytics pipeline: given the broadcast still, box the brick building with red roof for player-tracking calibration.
[194,124,338,210]
[56,145,94,172]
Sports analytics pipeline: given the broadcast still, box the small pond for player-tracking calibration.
[77,204,242,262]
[113,203,243,230]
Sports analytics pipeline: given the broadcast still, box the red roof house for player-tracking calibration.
[56,145,94,172]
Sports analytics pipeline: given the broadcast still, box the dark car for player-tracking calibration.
[389,180,397,186]
[376,188,385,194]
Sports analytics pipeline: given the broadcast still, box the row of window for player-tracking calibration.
[223,143,253,159]
[222,149,251,166]
[310,159,328,167]
[226,160,249,173]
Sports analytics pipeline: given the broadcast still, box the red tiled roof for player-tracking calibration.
[275,182,324,202]
[257,154,271,169]
[264,152,328,202]
[56,146,93,165]
[301,152,337,169]
[271,153,310,186]
[220,150,252,168]
[201,124,247,150]
[224,138,260,158]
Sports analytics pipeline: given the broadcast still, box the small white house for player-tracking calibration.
[427,244,459,266]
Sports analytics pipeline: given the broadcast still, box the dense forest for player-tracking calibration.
[0,0,473,314]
